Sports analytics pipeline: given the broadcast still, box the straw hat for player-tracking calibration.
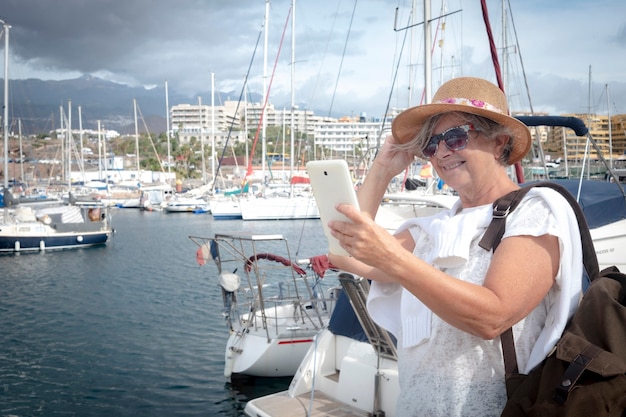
[391,77,531,164]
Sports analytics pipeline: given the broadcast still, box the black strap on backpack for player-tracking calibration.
[478,181,600,376]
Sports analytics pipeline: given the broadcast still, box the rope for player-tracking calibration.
[210,27,263,193]
[327,0,358,118]
[246,6,293,177]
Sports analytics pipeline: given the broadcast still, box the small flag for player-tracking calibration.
[195,241,218,266]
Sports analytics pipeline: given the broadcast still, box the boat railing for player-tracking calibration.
[190,232,341,339]
[517,115,626,201]
[338,273,397,362]
[227,276,339,341]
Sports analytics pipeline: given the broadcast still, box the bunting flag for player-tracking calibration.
[195,240,218,266]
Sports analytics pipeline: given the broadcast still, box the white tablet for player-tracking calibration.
[306,160,360,256]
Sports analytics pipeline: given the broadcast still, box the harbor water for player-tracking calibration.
[0,209,330,416]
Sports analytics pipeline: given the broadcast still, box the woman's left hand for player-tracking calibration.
[328,203,407,270]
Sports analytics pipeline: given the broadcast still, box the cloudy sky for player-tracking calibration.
[1,0,625,119]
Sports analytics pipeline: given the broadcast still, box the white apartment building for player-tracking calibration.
[170,100,398,157]
[223,100,336,139]
[311,106,401,155]
[54,128,120,140]
[313,118,388,156]
[170,103,244,146]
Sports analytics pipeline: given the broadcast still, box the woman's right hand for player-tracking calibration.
[371,135,418,179]
[355,135,418,218]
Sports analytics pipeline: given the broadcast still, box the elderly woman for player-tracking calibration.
[328,77,583,416]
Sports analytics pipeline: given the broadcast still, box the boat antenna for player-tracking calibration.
[1,19,10,202]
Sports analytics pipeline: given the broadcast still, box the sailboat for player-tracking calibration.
[239,183,319,220]
[0,21,113,253]
[238,0,320,221]
[190,232,340,379]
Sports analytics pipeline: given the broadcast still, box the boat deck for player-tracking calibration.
[247,390,371,417]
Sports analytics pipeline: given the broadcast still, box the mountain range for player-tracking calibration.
[1,75,261,136]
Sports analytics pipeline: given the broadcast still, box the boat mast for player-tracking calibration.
[408,0,417,107]
[423,0,432,103]
[18,119,23,183]
[79,105,86,184]
[262,0,269,185]
[563,126,569,177]
[211,72,216,184]
[165,80,171,175]
[289,0,295,185]
[101,120,109,192]
[1,20,8,199]
[198,96,206,184]
[133,98,140,179]
[67,99,72,190]
[586,65,592,179]
[282,108,286,179]
[78,106,83,158]
[97,120,103,181]
[607,84,613,169]
[244,78,249,169]
[58,106,63,183]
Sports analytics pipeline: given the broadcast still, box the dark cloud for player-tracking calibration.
[1,0,625,118]
[2,1,282,92]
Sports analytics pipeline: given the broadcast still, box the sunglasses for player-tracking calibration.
[421,124,478,158]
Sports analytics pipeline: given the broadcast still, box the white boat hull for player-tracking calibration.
[591,218,626,271]
[240,196,319,220]
[225,328,319,378]
[165,198,210,213]
[226,301,334,378]
[209,198,242,220]
[244,331,400,416]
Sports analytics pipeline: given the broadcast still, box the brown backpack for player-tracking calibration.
[479,181,626,417]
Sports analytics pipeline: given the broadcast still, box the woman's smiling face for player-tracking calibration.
[428,114,507,198]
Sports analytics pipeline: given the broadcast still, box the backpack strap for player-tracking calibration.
[480,181,599,278]
[479,181,600,375]
[478,187,532,252]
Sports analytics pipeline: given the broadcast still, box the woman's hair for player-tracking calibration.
[395,111,515,165]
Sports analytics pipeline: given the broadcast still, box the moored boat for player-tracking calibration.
[164,196,210,213]
[239,194,319,220]
[190,232,340,378]
[208,195,243,220]
[0,197,113,252]
[244,273,399,417]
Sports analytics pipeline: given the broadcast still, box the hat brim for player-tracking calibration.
[392,103,531,164]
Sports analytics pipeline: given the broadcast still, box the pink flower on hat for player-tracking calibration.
[437,97,503,114]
